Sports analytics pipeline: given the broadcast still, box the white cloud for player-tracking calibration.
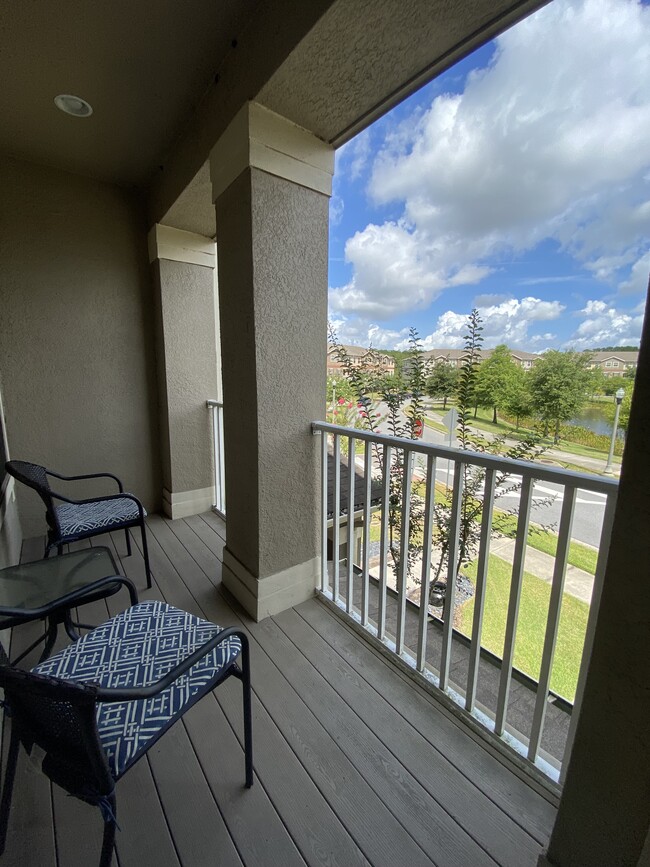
[421,297,565,349]
[329,194,344,226]
[329,221,491,320]
[328,315,410,349]
[565,299,645,348]
[335,129,373,182]
[619,251,650,295]
[519,276,576,286]
[349,0,650,305]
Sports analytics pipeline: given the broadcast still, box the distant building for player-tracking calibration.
[586,351,639,377]
[404,347,539,376]
[327,345,396,377]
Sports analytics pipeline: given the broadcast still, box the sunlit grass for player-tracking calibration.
[458,555,589,701]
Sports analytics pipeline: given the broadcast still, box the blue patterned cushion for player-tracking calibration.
[55,497,146,536]
[33,601,242,779]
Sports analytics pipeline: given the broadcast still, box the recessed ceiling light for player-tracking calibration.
[54,94,93,118]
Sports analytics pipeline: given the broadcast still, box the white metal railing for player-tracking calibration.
[206,400,225,517]
[312,420,619,784]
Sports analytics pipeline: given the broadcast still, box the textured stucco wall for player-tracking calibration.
[216,167,327,579]
[0,156,160,536]
[547,288,650,866]
[154,258,219,494]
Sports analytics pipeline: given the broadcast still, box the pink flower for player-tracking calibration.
[338,397,346,405]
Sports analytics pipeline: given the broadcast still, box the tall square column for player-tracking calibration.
[210,102,334,620]
[149,225,220,518]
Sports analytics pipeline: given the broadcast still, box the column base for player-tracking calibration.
[222,547,319,621]
[162,486,215,519]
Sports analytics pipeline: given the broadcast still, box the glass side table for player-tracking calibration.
[0,547,138,663]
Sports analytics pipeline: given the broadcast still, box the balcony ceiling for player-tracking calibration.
[0,0,259,186]
[0,0,547,231]
[160,0,548,238]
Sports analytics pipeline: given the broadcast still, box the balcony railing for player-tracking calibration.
[206,399,225,517]
[312,420,619,785]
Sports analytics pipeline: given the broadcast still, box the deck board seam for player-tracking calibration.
[104,531,246,867]
[292,601,551,849]
[270,611,503,867]
[150,517,414,867]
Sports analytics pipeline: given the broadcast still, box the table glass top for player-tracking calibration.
[0,547,119,611]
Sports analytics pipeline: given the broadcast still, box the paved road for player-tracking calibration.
[419,417,607,548]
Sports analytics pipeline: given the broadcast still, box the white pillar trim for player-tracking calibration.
[221,547,319,622]
[148,224,216,268]
[210,101,335,201]
[162,486,216,520]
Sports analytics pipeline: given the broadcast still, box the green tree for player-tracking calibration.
[328,326,427,586]
[326,375,355,407]
[502,365,533,429]
[474,344,520,424]
[587,366,607,396]
[528,350,592,442]
[429,312,548,589]
[425,361,459,408]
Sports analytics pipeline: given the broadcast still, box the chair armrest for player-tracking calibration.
[95,628,248,701]
[47,470,124,493]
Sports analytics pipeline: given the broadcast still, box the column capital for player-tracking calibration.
[148,224,216,268]
[210,101,334,202]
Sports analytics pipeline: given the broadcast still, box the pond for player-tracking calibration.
[568,402,623,438]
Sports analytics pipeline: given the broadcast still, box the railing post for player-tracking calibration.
[206,400,225,517]
[310,420,620,781]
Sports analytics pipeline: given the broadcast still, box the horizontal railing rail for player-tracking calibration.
[207,400,225,517]
[313,419,618,784]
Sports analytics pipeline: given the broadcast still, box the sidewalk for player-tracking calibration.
[490,537,594,604]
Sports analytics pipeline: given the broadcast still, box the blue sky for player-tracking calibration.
[328,0,650,351]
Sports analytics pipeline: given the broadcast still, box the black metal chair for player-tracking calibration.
[0,600,253,867]
[5,460,152,589]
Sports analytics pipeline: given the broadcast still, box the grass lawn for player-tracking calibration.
[424,417,448,434]
[458,554,589,701]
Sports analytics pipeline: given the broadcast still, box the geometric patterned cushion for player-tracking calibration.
[32,601,242,779]
[55,497,146,537]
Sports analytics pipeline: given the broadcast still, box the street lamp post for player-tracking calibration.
[604,387,625,475]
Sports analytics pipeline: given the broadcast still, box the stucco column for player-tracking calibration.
[149,225,220,518]
[210,101,333,620]
[541,283,650,866]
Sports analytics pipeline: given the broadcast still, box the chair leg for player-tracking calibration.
[38,619,60,663]
[0,727,20,855]
[240,637,254,788]
[124,528,132,558]
[98,794,117,867]
[140,522,152,589]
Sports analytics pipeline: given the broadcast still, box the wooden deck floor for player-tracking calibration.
[3,513,556,867]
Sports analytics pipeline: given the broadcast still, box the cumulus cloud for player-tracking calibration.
[566,299,645,348]
[329,222,491,320]
[329,315,410,349]
[330,0,650,325]
[420,297,565,349]
[370,0,650,267]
